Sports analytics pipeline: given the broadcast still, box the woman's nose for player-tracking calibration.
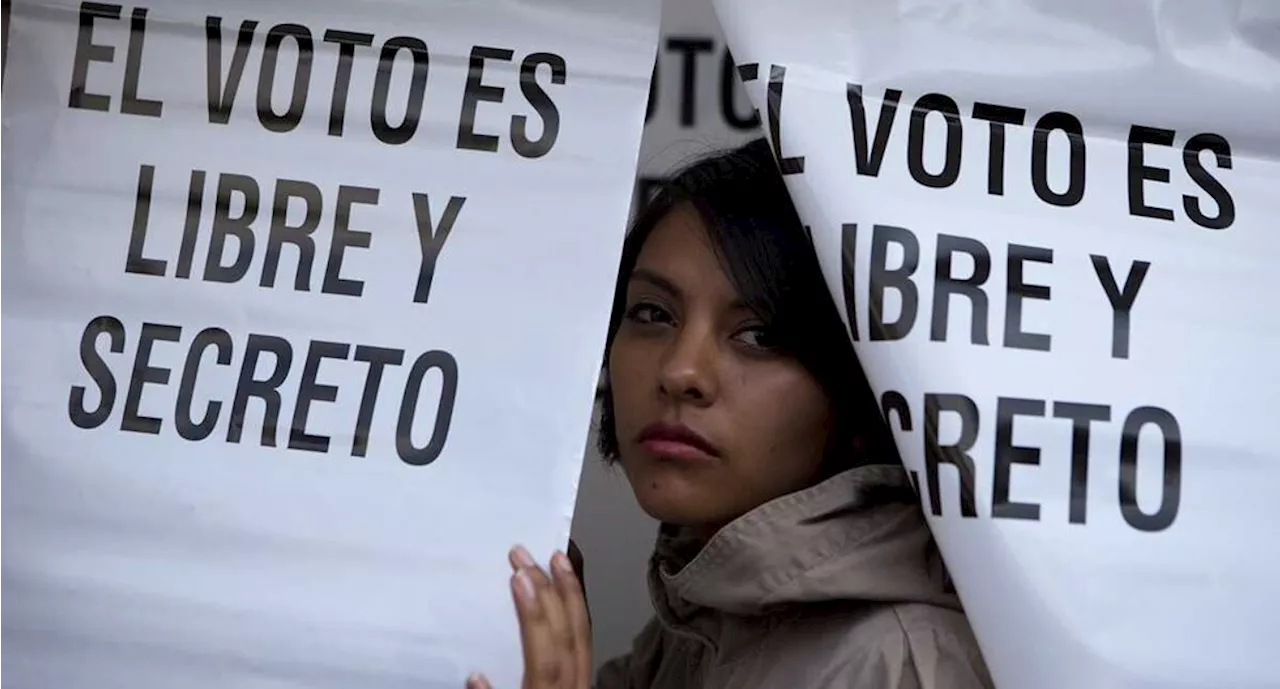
[657,324,718,405]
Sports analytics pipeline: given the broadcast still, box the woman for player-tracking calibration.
[469,139,993,688]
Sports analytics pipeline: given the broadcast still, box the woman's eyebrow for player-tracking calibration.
[629,268,682,298]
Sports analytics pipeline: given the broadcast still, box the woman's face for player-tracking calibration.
[608,203,835,533]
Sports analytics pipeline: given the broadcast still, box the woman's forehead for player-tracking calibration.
[632,206,737,299]
[629,204,757,312]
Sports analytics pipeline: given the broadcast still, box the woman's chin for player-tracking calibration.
[627,467,720,525]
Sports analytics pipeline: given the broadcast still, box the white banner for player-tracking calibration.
[633,0,760,199]
[713,2,1280,688]
[1,1,659,687]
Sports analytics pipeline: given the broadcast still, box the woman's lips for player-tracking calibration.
[636,421,719,463]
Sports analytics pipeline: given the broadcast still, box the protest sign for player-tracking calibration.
[0,1,659,687]
[713,1,1280,687]
[631,0,760,207]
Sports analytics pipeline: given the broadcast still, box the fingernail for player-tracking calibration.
[513,569,536,601]
[466,672,487,689]
[511,545,536,569]
[552,551,573,575]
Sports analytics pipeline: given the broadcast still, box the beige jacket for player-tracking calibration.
[594,465,994,689]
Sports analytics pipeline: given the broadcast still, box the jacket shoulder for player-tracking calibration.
[833,603,994,689]
[594,617,706,689]
[594,617,664,689]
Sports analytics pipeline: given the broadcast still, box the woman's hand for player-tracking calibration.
[467,544,592,689]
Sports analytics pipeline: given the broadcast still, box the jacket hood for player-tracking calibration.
[647,464,960,632]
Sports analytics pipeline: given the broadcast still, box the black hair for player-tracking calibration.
[597,138,899,467]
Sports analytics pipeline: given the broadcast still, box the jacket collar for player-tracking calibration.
[646,464,959,645]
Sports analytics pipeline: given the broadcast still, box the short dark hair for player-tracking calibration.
[597,138,898,466]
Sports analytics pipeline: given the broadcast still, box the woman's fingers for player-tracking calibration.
[508,545,534,572]
[471,546,592,688]
[551,550,592,686]
[509,546,578,688]
[512,547,575,658]
[512,567,558,686]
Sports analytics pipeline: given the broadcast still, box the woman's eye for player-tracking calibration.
[624,302,672,325]
[733,325,780,350]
